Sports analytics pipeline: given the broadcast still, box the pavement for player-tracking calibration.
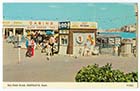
[3,40,138,82]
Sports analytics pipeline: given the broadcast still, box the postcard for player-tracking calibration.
[2,2,138,88]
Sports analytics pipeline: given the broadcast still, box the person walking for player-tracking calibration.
[45,40,52,60]
[85,39,91,56]
[25,37,32,57]
[25,37,29,48]
[49,36,55,55]
[31,38,35,56]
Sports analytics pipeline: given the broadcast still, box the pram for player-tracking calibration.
[26,46,32,57]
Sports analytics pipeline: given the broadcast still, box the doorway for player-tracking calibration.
[5,28,13,37]
[15,28,24,35]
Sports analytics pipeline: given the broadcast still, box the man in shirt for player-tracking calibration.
[49,36,55,55]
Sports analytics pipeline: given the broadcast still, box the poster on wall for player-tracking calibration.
[58,21,70,30]
[73,33,95,46]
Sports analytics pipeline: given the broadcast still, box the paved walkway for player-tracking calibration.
[3,41,138,82]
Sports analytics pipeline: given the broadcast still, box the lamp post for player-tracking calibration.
[17,34,21,64]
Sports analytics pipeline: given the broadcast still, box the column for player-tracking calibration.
[13,28,16,36]
[23,28,26,36]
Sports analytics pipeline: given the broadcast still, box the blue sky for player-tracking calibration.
[3,3,136,30]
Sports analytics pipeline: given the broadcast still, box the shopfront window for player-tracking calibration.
[59,30,69,34]
[15,28,24,35]
[60,35,68,45]
[5,28,13,37]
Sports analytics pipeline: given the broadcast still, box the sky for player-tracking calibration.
[3,3,137,30]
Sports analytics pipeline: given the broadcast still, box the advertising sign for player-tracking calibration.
[28,21,58,29]
[73,33,95,46]
[3,21,11,25]
[3,20,29,27]
[71,22,97,29]
[3,20,58,29]
[58,21,70,30]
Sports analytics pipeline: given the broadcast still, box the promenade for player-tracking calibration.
[3,40,137,82]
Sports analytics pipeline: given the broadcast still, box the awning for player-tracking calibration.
[46,30,54,35]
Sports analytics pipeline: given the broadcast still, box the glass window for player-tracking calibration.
[59,30,69,34]
[60,35,68,45]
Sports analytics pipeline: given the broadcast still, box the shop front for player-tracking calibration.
[96,35,122,56]
[68,22,97,55]
[3,20,58,37]
[3,20,59,50]
[58,21,70,54]
[26,21,59,52]
[25,21,58,36]
[3,21,28,38]
[4,28,13,38]
[58,21,97,55]
[70,31,96,55]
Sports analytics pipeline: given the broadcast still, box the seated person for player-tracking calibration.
[83,44,90,56]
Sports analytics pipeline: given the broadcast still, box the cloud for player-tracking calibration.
[100,7,107,10]
[48,5,60,8]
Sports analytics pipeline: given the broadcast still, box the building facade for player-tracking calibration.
[121,24,136,32]
[3,20,98,55]
[3,20,58,38]
[58,21,98,55]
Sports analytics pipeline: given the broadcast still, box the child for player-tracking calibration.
[31,39,35,56]
[46,43,52,60]
[41,40,47,53]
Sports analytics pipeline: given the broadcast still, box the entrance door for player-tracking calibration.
[59,35,68,54]
[5,28,13,37]
[15,28,23,35]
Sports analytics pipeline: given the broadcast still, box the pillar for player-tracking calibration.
[13,28,16,36]
[23,28,26,36]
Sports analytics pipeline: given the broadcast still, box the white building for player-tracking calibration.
[121,24,136,32]
[3,20,58,37]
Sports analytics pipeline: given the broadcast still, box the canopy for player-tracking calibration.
[46,30,54,35]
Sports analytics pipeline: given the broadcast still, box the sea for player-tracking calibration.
[98,32,136,39]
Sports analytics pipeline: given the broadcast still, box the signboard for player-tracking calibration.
[3,20,58,29]
[27,21,58,29]
[58,21,70,30]
[3,20,30,27]
[3,21,97,30]
[73,33,95,46]
[71,22,97,29]
[13,21,23,25]
[3,21,11,25]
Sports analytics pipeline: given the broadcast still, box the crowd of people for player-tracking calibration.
[5,30,57,60]
[25,32,56,60]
